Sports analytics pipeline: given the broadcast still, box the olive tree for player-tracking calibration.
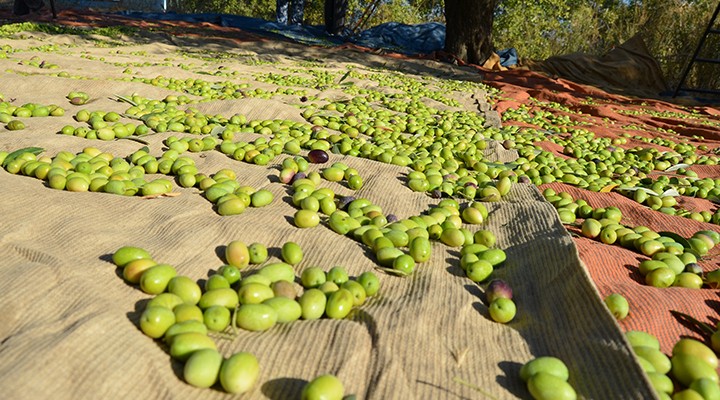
[444,0,497,64]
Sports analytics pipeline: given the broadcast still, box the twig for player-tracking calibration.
[453,377,499,399]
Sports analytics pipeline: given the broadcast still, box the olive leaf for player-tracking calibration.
[485,162,518,169]
[665,163,691,172]
[338,69,352,84]
[618,186,660,197]
[658,231,691,249]
[373,266,409,277]
[670,310,715,337]
[122,137,150,145]
[120,110,143,120]
[210,125,226,138]
[113,94,137,106]
[599,184,618,193]
[661,189,680,197]
[140,111,163,123]
[2,146,43,168]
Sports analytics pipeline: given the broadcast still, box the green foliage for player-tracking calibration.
[411,0,445,21]
[176,0,276,20]
[362,0,425,28]
[494,0,573,60]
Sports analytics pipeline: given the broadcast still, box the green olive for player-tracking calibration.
[163,320,208,345]
[520,357,570,382]
[6,120,25,130]
[301,374,344,400]
[199,288,239,309]
[645,267,675,288]
[322,166,345,182]
[263,296,302,323]
[479,248,506,266]
[356,271,380,296]
[219,352,260,394]
[205,274,231,291]
[139,264,177,295]
[301,266,327,289]
[341,280,367,306]
[122,258,157,284]
[248,242,268,264]
[581,219,602,239]
[294,209,320,228]
[217,198,246,215]
[673,338,719,369]
[258,262,295,283]
[203,305,231,331]
[238,282,275,304]
[690,378,720,400]
[281,241,303,265]
[139,306,175,339]
[113,245,152,267]
[219,264,242,285]
[169,332,217,361]
[235,304,277,331]
[250,189,273,207]
[466,260,493,282]
[347,174,363,190]
[146,293,184,310]
[388,252,414,274]
[299,288,327,320]
[473,230,496,247]
[604,293,629,320]
[527,372,577,400]
[408,236,432,263]
[488,297,516,323]
[225,241,250,268]
[638,260,668,276]
[173,304,204,323]
[440,227,465,247]
[626,331,660,349]
[184,348,223,388]
[167,276,202,305]
[646,372,673,395]
[652,252,685,275]
[671,353,719,386]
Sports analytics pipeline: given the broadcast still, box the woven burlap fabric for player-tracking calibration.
[0,30,655,399]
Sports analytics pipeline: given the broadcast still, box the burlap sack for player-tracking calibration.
[0,27,655,399]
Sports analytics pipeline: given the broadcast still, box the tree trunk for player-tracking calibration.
[444,0,497,65]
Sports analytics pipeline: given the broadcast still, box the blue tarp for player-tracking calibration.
[497,48,518,67]
[118,11,346,47]
[118,11,516,66]
[350,21,445,55]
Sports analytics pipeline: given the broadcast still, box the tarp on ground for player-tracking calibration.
[117,12,448,56]
[350,21,445,55]
[0,22,657,400]
[117,11,346,47]
[524,34,669,98]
